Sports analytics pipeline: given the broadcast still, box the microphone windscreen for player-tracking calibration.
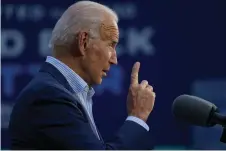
[172,94,217,127]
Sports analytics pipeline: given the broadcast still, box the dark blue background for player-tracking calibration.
[1,0,226,149]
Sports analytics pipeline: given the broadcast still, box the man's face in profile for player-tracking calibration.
[83,19,119,85]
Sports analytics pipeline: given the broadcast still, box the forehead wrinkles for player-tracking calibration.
[100,23,119,40]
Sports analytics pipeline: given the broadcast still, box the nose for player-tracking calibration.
[109,50,117,65]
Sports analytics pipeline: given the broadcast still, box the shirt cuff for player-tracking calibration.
[126,116,149,131]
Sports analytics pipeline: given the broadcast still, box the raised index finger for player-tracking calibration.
[130,62,140,85]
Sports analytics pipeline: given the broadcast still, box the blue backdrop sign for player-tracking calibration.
[1,0,225,149]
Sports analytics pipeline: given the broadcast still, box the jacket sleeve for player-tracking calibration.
[31,98,152,150]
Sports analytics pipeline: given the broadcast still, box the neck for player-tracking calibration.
[53,53,91,86]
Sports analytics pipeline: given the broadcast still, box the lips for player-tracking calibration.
[102,69,109,76]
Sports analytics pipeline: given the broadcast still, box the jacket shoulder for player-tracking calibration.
[16,72,75,104]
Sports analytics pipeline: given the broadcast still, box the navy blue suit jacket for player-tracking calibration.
[9,62,153,150]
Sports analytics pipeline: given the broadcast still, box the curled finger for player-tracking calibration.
[146,85,153,91]
[140,80,148,89]
[152,92,156,98]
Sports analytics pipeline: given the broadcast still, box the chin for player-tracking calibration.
[97,78,103,84]
[90,77,102,85]
[94,78,103,85]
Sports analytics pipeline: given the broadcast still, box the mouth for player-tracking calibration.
[102,69,109,77]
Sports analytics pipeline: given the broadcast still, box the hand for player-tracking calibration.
[127,62,156,122]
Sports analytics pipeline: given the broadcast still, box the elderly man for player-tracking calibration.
[9,1,156,150]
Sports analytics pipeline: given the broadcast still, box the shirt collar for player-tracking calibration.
[45,56,95,97]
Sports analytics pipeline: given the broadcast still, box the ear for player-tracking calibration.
[78,31,89,55]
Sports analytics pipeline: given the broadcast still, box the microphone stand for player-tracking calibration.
[220,127,226,143]
[211,112,226,143]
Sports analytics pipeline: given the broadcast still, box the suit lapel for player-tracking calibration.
[72,93,101,141]
[73,93,104,143]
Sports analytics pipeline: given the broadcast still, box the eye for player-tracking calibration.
[109,41,117,48]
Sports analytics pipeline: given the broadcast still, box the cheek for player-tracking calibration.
[101,50,112,63]
[93,45,111,61]
[88,45,101,61]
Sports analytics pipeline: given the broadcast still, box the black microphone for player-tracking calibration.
[172,94,226,143]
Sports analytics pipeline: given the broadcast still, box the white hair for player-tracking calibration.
[49,1,118,49]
